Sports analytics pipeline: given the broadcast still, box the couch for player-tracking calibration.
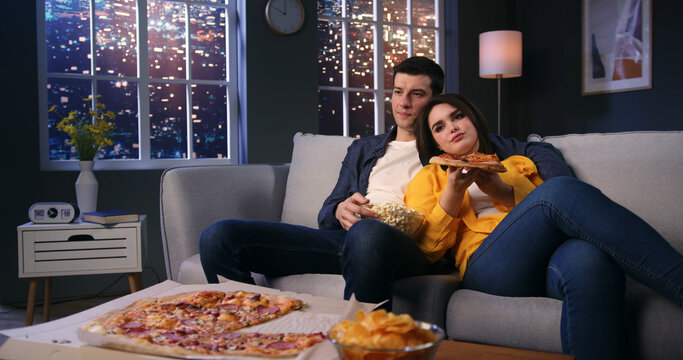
[160,131,683,359]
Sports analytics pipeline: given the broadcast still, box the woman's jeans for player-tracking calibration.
[463,176,683,360]
[199,218,439,308]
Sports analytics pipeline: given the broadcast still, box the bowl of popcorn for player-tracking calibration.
[362,202,426,236]
[328,310,444,360]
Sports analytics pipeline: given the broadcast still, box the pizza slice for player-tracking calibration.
[429,152,507,173]
[80,290,325,358]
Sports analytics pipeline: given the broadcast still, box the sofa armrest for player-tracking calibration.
[392,275,461,331]
[159,164,290,281]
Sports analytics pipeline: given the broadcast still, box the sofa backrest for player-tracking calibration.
[280,132,356,228]
[529,131,683,252]
[278,131,683,254]
[160,164,290,280]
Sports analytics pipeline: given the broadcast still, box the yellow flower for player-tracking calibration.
[50,97,116,161]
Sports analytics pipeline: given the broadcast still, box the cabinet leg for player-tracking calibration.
[25,278,38,326]
[128,273,140,293]
[43,277,52,322]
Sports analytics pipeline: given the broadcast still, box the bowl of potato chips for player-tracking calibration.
[362,202,426,237]
[328,310,444,360]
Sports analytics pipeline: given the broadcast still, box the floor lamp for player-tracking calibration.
[479,30,522,135]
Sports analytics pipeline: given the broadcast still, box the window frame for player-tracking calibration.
[36,0,240,171]
[317,0,445,137]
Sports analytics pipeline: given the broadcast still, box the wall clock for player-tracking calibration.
[265,0,305,35]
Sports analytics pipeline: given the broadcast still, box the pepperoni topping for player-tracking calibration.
[120,321,143,329]
[219,303,239,311]
[266,341,296,350]
[219,332,242,339]
[124,327,148,335]
[256,306,280,314]
[161,332,184,342]
[180,339,199,347]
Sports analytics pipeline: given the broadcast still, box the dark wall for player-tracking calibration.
[245,1,319,164]
[2,0,681,305]
[456,0,683,139]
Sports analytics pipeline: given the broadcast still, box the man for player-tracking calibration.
[200,56,572,308]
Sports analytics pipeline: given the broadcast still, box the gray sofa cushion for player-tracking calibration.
[624,279,683,360]
[281,132,355,228]
[529,131,683,253]
[447,289,563,353]
[268,274,346,299]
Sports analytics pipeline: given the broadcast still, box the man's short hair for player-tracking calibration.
[393,56,445,96]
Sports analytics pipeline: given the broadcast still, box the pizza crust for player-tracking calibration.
[429,156,507,173]
[78,329,317,358]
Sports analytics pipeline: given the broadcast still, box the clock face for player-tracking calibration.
[266,0,305,35]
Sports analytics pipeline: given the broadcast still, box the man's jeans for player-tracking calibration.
[199,218,439,308]
[463,176,683,360]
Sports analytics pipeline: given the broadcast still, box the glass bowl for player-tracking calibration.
[328,321,445,360]
[362,203,426,237]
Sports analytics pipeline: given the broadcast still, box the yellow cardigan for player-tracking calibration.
[404,156,543,277]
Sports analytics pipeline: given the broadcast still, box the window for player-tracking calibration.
[37,0,239,170]
[317,0,444,137]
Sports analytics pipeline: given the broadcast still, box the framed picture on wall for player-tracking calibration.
[582,0,652,95]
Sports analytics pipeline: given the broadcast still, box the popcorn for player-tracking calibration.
[363,202,425,236]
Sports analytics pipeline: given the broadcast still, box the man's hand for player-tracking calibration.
[335,192,378,231]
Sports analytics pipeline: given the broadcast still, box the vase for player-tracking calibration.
[75,160,98,216]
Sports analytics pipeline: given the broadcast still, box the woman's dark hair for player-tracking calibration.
[393,56,444,96]
[415,93,494,162]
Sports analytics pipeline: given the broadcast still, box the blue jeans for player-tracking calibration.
[462,176,683,360]
[199,218,444,308]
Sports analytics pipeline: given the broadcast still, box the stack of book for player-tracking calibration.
[82,210,139,224]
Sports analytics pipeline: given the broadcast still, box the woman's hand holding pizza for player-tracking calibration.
[474,171,515,207]
[439,165,480,217]
[446,165,480,193]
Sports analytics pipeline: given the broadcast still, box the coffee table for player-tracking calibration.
[435,339,574,360]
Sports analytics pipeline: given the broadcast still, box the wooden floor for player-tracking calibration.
[0,294,122,331]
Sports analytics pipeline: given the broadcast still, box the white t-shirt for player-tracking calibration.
[467,183,502,217]
[366,140,423,205]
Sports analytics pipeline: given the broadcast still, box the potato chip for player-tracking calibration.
[330,310,436,350]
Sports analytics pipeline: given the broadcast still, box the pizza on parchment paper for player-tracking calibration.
[429,152,507,173]
[79,290,326,358]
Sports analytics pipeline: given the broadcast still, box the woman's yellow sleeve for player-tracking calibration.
[493,156,543,212]
[404,165,461,262]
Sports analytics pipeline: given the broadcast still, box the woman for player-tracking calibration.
[405,93,682,360]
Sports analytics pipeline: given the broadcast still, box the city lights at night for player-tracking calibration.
[317,0,439,137]
[45,0,228,161]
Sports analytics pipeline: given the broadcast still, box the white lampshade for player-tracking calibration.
[479,30,522,79]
